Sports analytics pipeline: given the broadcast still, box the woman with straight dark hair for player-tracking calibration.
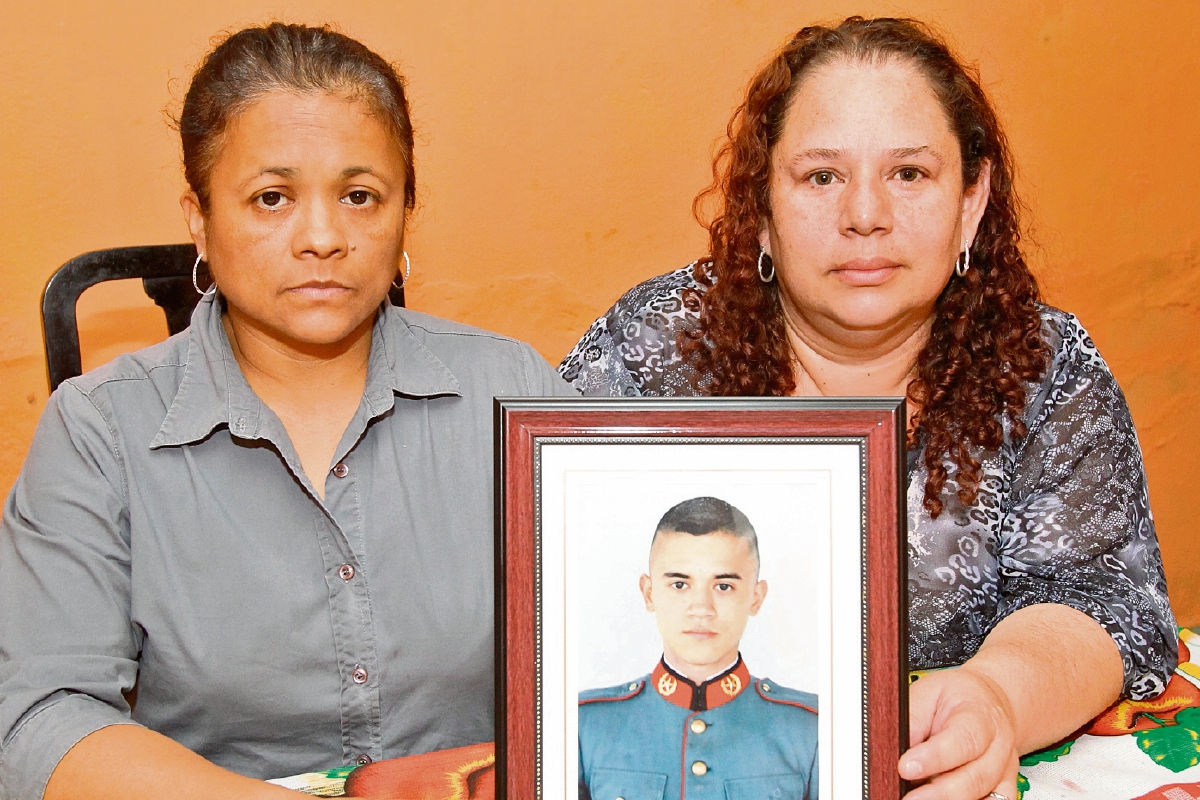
[0,23,571,799]
[561,17,1175,800]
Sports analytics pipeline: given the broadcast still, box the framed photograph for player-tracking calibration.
[495,398,907,799]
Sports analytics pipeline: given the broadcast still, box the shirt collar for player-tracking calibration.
[150,297,460,450]
[651,654,750,712]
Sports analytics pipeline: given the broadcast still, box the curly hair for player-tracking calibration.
[681,17,1048,518]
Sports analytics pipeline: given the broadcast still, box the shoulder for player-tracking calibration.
[391,306,530,355]
[65,332,190,399]
[578,677,647,707]
[753,678,818,715]
[560,263,707,397]
[388,306,567,396]
[604,263,708,327]
[1036,304,1108,373]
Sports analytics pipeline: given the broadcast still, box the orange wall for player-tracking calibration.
[2,2,1198,623]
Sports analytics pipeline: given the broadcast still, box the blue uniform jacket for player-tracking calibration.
[578,656,818,799]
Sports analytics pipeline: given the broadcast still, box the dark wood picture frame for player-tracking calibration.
[495,397,907,798]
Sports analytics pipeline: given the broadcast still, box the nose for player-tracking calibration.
[687,591,717,619]
[840,173,893,237]
[292,196,347,259]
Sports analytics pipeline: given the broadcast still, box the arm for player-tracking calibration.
[901,314,1175,799]
[45,726,299,800]
[901,603,1122,799]
[0,387,297,800]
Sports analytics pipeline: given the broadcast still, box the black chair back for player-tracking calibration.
[41,244,405,392]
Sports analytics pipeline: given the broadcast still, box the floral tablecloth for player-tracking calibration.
[270,628,1200,799]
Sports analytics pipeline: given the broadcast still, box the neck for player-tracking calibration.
[222,311,374,405]
[780,301,933,398]
[662,649,739,684]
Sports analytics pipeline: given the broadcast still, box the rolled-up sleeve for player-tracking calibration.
[997,317,1177,700]
[0,383,142,800]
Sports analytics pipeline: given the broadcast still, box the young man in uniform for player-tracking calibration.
[578,496,818,799]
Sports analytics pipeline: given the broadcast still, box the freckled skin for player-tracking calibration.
[762,57,990,349]
[638,531,768,683]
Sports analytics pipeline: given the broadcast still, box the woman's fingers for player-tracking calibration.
[901,700,992,779]
[902,735,1018,800]
[901,668,1019,799]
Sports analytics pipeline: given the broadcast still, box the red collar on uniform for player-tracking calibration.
[651,656,750,712]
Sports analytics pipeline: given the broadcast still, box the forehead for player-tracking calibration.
[650,530,754,569]
[779,56,957,157]
[215,89,405,173]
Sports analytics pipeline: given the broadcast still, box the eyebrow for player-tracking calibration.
[661,571,743,581]
[247,165,384,182]
[889,145,942,162]
[340,165,383,180]
[788,146,943,164]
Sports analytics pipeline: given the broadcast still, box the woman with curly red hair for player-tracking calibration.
[561,16,1175,800]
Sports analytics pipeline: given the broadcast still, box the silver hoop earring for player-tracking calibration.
[954,240,971,278]
[192,254,217,297]
[757,248,775,283]
[394,251,411,290]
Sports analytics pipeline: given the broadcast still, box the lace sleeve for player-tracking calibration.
[997,311,1177,699]
[558,266,704,397]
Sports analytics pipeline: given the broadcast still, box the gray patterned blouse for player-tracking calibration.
[559,265,1177,699]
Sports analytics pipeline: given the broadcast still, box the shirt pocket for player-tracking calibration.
[588,767,668,800]
[723,773,811,800]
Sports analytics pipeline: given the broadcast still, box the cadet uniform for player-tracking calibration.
[578,656,818,800]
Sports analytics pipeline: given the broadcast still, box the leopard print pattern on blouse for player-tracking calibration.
[560,265,1177,699]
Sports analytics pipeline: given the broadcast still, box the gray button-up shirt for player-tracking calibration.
[0,295,573,799]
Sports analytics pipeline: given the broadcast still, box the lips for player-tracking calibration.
[287,280,352,299]
[683,629,718,638]
[830,258,903,287]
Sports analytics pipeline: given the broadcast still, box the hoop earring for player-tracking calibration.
[757,247,775,283]
[394,251,411,290]
[192,253,217,297]
[955,240,971,278]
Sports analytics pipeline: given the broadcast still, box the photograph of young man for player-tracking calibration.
[578,496,818,799]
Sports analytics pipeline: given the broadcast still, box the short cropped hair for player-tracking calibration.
[652,496,760,569]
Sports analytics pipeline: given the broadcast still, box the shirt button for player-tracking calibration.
[691,760,708,776]
[355,754,372,766]
[352,666,368,684]
[690,718,707,734]
[762,682,771,692]
[338,564,355,581]
[332,462,349,478]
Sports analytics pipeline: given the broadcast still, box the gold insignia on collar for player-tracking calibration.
[720,673,742,697]
[657,673,678,697]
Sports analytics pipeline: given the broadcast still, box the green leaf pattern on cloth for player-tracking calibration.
[1134,707,1200,772]
[1020,740,1074,766]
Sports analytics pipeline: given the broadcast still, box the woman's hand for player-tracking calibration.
[900,666,1020,800]
[898,603,1125,800]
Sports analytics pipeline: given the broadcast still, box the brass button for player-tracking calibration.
[762,682,771,692]
[691,760,708,776]
[352,666,368,684]
[690,718,707,734]
[332,462,349,478]
[338,564,355,581]
[355,753,372,766]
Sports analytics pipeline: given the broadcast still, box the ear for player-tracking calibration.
[748,579,768,616]
[960,159,992,249]
[180,191,209,258]
[639,574,655,612]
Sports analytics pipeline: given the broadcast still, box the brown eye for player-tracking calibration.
[810,171,835,186]
[897,168,921,182]
[345,190,373,206]
[258,191,284,207]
